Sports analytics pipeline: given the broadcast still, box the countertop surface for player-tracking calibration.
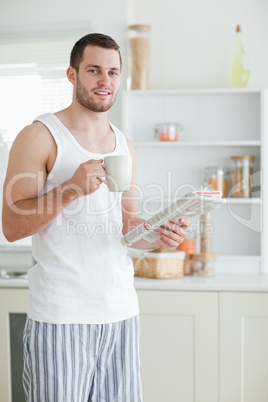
[134,274,268,292]
[1,273,268,292]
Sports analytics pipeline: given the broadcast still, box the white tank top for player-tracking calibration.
[27,113,139,324]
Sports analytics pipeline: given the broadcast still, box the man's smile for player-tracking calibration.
[94,90,111,96]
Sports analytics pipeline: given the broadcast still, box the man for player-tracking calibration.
[2,33,189,401]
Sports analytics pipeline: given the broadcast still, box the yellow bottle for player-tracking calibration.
[230,25,250,87]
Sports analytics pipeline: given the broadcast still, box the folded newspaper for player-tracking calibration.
[121,191,226,247]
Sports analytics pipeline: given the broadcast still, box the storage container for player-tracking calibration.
[193,253,217,276]
[177,237,196,275]
[200,212,213,253]
[155,123,183,141]
[205,166,228,197]
[230,155,254,198]
[127,24,150,90]
[183,255,195,275]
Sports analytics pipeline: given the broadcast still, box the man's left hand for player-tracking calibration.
[156,218,190,248]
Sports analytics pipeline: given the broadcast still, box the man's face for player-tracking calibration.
[75,45,121,113]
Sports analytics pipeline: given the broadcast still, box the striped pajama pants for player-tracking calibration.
[22,315,143,402]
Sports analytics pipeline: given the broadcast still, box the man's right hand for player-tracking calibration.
[65,159,107,198]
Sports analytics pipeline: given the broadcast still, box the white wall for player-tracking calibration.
[1,0,267,123]
[128,0,268,89]
[1,0,267,121]
[0,0,128,128]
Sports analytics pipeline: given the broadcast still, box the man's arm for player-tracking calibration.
[121,137,190,249]
[2,123,106,242]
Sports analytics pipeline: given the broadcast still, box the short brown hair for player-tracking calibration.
[70,33,122,72]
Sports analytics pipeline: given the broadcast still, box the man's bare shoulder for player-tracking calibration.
[10,121,56,163]
[6,121,57,179]
[14,121,55,147]
[124,135,136,155]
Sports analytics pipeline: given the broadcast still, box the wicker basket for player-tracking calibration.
[133,251,185,279]
[152,247,178,253]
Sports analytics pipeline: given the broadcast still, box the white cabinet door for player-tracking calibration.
[220,292,268,402]
[137,290,218,402]
[0,288,29,402]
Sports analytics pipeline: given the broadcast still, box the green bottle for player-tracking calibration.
[230,25,250,87]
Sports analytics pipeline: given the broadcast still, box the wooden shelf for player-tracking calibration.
[134,141,261,147]
[216,255,261,261]
[126,88,262,95]
[225,198,261,204]
[138,198,261,205]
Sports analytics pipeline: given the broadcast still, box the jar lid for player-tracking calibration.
[128,24,151,31]
[155,123,183,129]
[205,166,228,174]
[231,155,255,160]
[193,253,217,258]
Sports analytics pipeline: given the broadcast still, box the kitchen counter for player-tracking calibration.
[134,274,268,292]
[1,273,268,292]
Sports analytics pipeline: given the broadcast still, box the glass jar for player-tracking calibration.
[193,253,217,276]
[200,212,212,253]
[177,238,196,255]
[183,255,194,275]
[205,166,228,197]
[230,155,254,198]
[155,123,183,141]
[177,236,196,275]
[127,24,150,90]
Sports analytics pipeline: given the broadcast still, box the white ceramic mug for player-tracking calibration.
[101,155,132,192]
